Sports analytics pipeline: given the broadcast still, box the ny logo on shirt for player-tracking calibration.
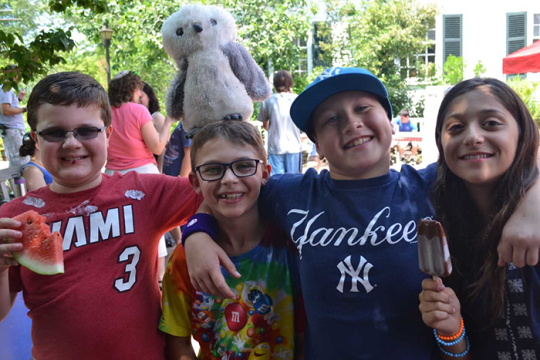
[336,255,374,293]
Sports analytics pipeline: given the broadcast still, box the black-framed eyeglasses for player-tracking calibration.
[35,126,108,143]
[195,159,261,181]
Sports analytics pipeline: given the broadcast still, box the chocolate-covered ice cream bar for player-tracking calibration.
[417,219,453,277]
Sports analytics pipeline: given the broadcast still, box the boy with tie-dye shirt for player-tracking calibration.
[159,121,304,360]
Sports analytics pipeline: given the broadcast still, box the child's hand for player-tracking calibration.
[418,277,461,336]
[184,232,241,299]
[0,218,23,272]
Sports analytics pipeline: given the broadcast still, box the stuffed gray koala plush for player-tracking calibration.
[162,4,272,137]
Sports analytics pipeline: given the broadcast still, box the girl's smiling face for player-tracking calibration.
[441,86,520,189]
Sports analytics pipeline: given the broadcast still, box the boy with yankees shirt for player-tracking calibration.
[169,68,539,359]
[0,72,201,360]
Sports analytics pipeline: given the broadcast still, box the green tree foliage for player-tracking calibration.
[508,78,540,126]
[315,0,437,115]
[28,0,313,112]
[442,55,464,85]
[205,0,315,75]
[473,60,486,78]
[0,0,107,91]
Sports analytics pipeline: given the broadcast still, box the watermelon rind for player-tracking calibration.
[12,251,64,275]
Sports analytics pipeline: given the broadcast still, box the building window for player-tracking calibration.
[443,15,462,64]
[534,14,540,42]
[312,21,332,69]
[413,29,436,77]
[507,12,527,55]
[294,37,308,76]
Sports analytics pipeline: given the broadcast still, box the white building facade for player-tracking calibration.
[432,0,540,81]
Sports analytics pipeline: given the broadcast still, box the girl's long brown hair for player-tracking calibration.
[432,78,539,325]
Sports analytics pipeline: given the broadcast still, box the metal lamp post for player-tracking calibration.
[99,22,113,83]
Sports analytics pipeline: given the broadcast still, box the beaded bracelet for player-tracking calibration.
[437,317,464,341]
[180,213,219,247]
[433,326,466,347]
[436,335,470,358]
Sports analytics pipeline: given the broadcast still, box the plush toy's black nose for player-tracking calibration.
[193,23,203,33]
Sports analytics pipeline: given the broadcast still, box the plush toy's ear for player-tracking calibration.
[166,58,188,121]
[221,42,271,102]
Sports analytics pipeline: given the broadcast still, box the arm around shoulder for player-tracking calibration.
[500,165,540,267]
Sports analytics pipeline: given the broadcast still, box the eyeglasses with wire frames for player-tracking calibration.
[35,126,108,142]
[195,159,262,181]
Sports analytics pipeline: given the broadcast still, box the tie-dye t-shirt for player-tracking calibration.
[160,224,304,360]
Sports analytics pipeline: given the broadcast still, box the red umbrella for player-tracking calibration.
[503,40,540,74]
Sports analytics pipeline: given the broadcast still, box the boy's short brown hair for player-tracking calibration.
[190,120,267,171]
[27,72,112,131]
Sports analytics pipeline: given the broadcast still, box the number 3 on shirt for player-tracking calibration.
[114,246,141,292]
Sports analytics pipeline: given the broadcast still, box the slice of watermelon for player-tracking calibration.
[11,210,64,275]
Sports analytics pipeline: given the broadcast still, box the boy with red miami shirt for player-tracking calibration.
[0,72,201,360]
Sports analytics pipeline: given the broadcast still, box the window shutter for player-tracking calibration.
[443,15,462,64]
[507,12,527,55]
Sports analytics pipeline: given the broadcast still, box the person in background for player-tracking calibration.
[0,65,29,167]
[394,108,419,163]
[19,132,52,191]
[105,70,174,284]
[160,122,191,177]
[160,121,192,246]
[140,82,167,167]
[258,70,302,175]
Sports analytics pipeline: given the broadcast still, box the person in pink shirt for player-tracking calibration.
[105,70,174,284]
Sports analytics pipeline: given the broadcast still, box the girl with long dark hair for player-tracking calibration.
[419,78,540,358]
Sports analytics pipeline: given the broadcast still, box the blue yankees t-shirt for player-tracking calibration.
[260,164,438,359]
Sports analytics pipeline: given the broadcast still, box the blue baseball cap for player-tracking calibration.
[290,67,393,133]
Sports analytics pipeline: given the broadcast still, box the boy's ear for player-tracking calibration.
[188,171,203,194]
[105,125,114,148]
[106,125,114,138]
[30,131,39,150]
[315,141,325,160]
[388,118,395,135]
[261,163,271,186]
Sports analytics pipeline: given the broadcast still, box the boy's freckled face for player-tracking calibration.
[189,138,270,221]
[34,104,112,192]
[312,91,393,180]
